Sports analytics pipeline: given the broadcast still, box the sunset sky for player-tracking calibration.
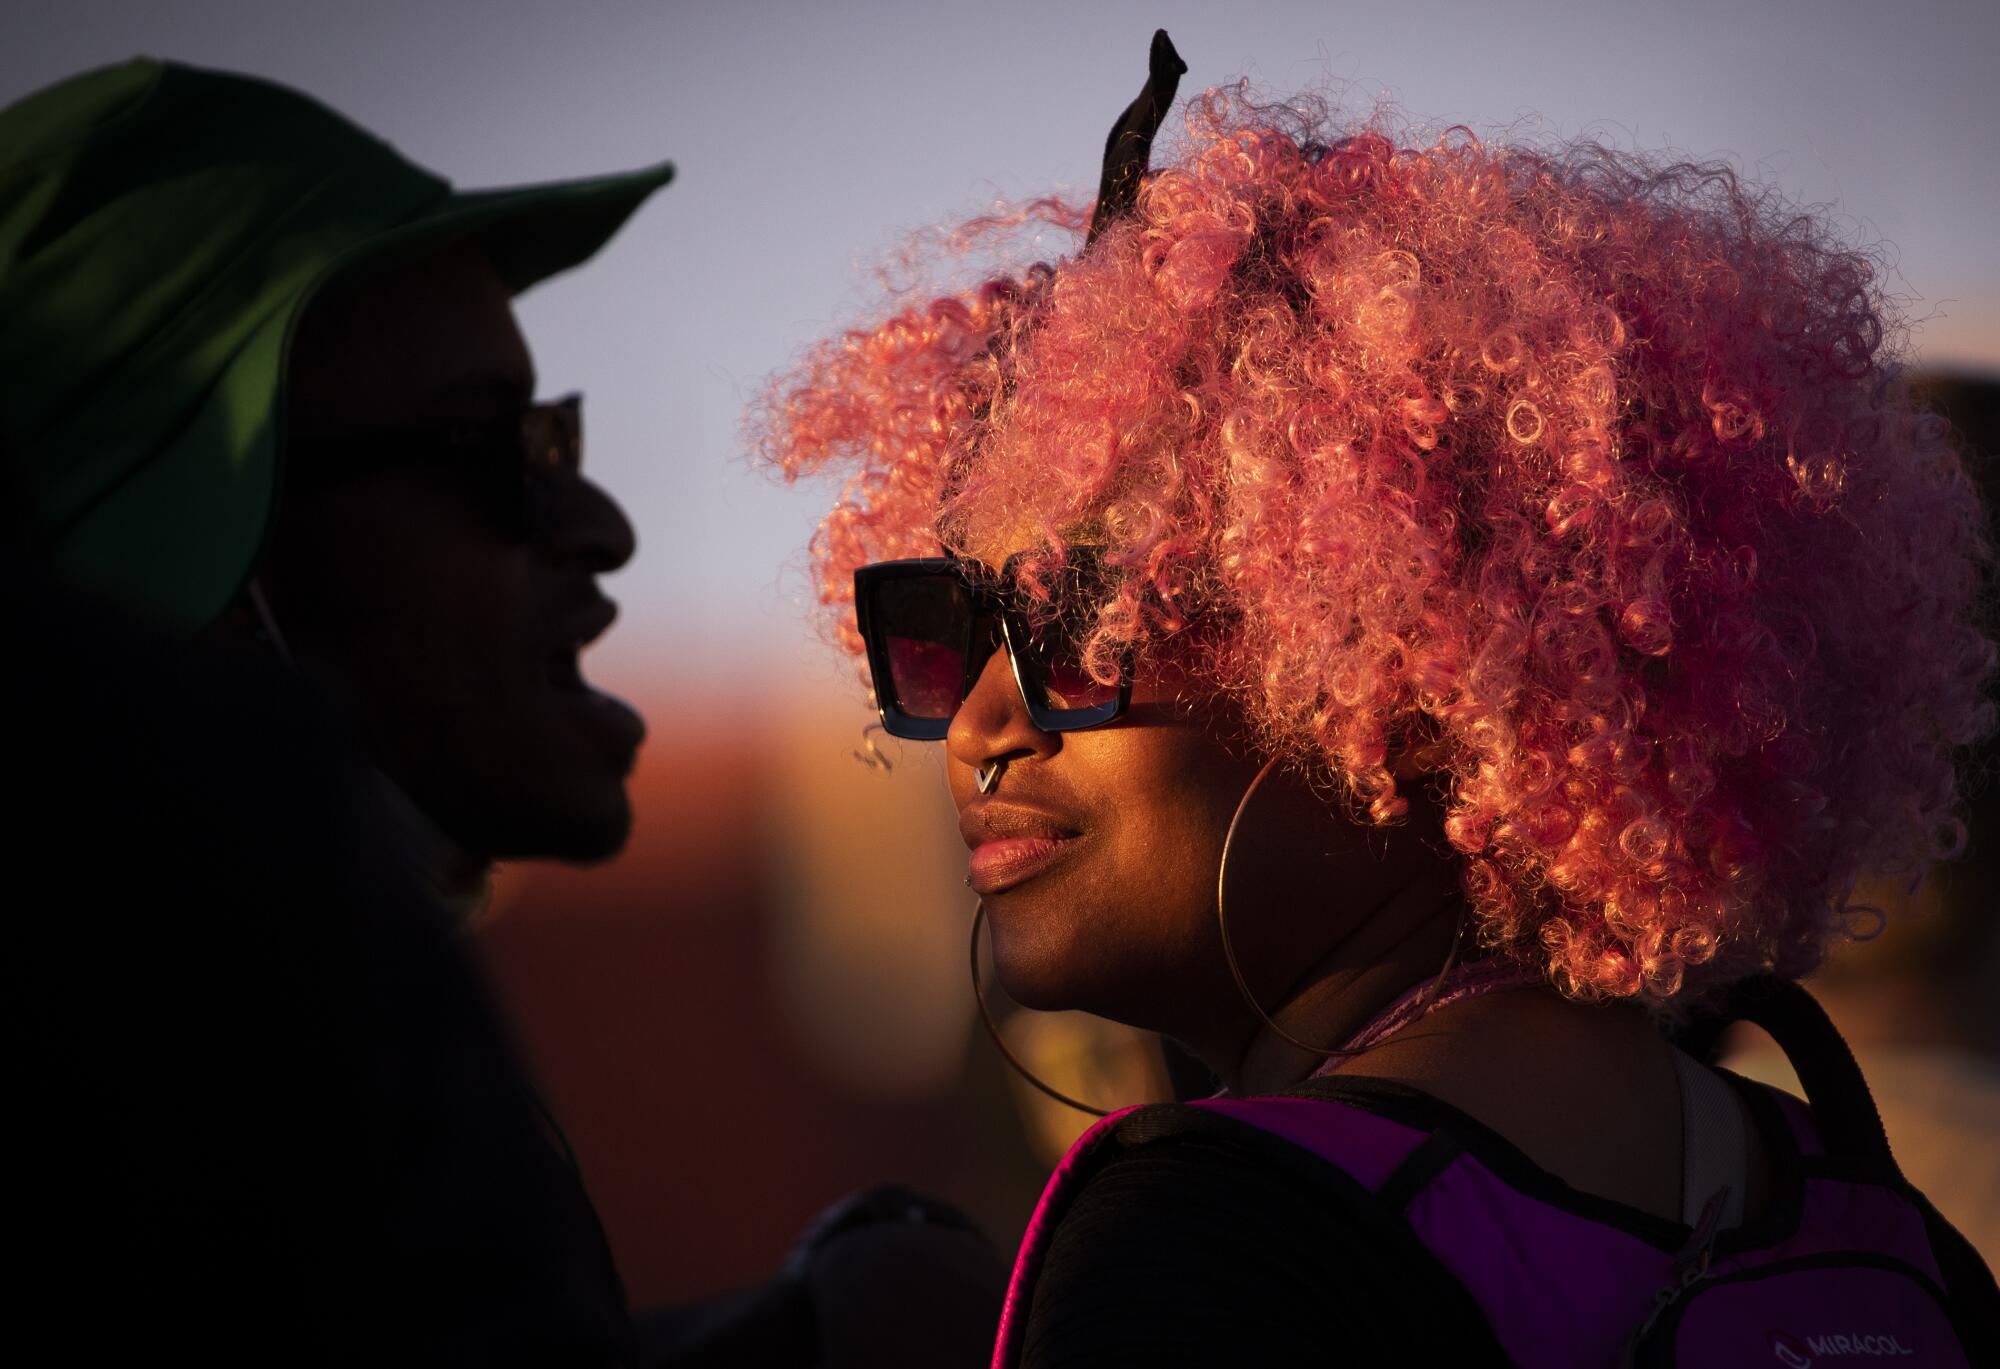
[13,0,1998,704]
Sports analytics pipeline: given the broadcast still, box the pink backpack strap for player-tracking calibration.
[989,1106,1142,1367]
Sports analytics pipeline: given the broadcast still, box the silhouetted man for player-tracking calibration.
[2,58,666,1365]
[3,59,1004,1368]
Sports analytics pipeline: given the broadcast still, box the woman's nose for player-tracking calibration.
[947,639,1055,770]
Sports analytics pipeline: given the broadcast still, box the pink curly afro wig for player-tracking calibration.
[757,87,1994,1005]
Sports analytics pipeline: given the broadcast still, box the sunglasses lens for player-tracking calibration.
[1037,641,1121,711]
[518,398,581,537]
[874,576,974,721]
[1012,613,1122,715]
[1006,551,1119,719]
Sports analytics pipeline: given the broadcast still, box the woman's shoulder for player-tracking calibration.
[1054,1075,1692,1254]
[1015,1089,1507,1367]
[1053,1080,1449,1216]
[1011,1075,1724,1367]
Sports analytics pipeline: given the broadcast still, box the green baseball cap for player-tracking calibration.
[0,58,672,629]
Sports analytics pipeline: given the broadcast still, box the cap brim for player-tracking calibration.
[56,161,673,629]
[340,159,676,298]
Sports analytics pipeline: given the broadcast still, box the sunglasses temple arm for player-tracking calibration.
[998,615,1045,722]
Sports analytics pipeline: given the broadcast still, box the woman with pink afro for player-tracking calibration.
[761,32,1998,1366]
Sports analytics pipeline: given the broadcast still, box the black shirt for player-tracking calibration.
[9,575,633,1366]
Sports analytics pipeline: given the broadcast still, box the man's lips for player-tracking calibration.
[546,595,620,693]
[543,593,646,762]
[960,802,1082,896]
[547,596,617,677]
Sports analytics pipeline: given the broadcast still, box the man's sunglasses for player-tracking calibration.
[854,550,1132,741]
[287,394,582,540]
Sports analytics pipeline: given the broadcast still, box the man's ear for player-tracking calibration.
[201,591,264,647]
[200,573,294,667]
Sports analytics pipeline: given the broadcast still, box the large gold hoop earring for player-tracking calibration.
[970,902,1114,1119]
[1216,755,1470,1060]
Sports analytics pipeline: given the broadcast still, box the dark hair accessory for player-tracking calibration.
[1086,29,1188,245]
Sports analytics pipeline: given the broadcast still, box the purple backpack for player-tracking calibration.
[991,979,1996,1367]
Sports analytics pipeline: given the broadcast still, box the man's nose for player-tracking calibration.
[544,474,636,572]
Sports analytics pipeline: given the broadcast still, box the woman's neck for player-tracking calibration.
[1210,873,1464,1096]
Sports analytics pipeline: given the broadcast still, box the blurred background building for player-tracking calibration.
[10,0,1997,1304]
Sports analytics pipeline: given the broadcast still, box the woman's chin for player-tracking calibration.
[981,873,1205,1027]
[987,937,1079,1013]
[985,907,1103,1014]
[986,914,1161,1025]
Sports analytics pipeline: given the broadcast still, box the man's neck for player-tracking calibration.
[367,766,493,921]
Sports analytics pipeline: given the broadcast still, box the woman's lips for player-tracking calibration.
[968,835,1079,896]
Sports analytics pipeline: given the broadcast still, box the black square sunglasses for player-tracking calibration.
[854,550,1133,741]
[287,393,582,540]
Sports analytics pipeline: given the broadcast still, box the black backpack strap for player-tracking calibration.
[1909,1183,2000,1363]
[1713,976,1895,1168]
[1688,977,1999,1358]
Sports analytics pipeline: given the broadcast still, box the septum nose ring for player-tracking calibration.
[975,760,1005,795]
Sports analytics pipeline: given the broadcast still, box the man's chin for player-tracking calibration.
[518,789,634,864]
[550,806,634,865]
[441,778,635,867]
